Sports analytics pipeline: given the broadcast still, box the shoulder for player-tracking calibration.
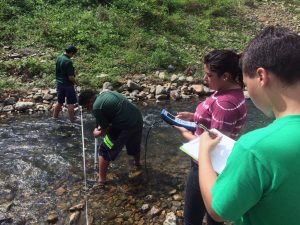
[213,89,245,110]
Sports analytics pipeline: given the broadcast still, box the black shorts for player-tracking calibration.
[57,85,77,104]
[98,125,143,161]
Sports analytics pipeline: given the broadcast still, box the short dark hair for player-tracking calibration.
[242,26,300,85]
[204,49,243,86]
[78,90,96,106]
[65,45,77,54]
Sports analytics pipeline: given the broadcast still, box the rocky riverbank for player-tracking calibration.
[0,72,216,119]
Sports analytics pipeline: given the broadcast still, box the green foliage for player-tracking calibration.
[0,0,269,90]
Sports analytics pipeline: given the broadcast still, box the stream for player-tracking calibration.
[0,99,272,225]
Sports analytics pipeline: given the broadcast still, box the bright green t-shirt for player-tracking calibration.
[93,91,143,130]
[212,115,300,225]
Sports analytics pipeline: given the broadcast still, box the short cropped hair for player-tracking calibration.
[242,26,300,85]
[204,50,243,87]
[78,90,96,106]
[65,45,77,54]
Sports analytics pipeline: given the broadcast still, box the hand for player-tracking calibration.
[173,125,195,141]
[176,112,194,121]
[199,131,222,155]
[93,128,102,138]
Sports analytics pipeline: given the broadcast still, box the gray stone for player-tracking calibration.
[127,80,142,91]
[163,212,176,225]
[15,102,34,111]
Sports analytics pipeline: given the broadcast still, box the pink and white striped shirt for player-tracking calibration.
[194,88,247,140]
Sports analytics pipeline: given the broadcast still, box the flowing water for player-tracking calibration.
[0,99,272,224]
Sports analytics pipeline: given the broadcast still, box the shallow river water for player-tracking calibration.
[0,99,272,225]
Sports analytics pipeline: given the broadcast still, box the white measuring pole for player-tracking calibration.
[94,138,98,178]
[79,106,89,225]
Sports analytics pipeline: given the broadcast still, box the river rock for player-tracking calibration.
[103,81,113,90]
[127,80,142,91]
[163,212,176,225]
[15,102,34,111]
[43,93,54,101]
[2,105,14,112]
[4,97,16,106]
[140,203,150,213]
[69,211,80,225]
[170,90,180,101]
[47,212,58,224]
[148,206,161,217]
[55,186,66,196]
[69,203,84,212]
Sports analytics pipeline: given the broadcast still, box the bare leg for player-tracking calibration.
[67,104,75,122]
[98,155,109,183]
[53,103,62,119]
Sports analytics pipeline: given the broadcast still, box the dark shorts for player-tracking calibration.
[98,124,143,161]
[57,85,77,104]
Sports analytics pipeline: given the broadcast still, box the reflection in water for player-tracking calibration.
[0,99,272,224]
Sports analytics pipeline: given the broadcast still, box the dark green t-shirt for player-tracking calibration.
[55,54,75,85]
[92,91,143,130]
[212,115,300,225]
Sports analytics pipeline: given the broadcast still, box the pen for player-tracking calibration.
[197,123,217,138]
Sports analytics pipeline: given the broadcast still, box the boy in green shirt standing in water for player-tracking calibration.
[79,90,143,186]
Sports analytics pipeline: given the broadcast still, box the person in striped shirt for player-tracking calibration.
[174,49,247,225]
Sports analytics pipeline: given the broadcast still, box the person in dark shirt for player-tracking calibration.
[79,90,143,186]
[53,45,79,122]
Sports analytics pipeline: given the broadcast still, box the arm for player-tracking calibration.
[198,131,224,222]
[69,75,79,86]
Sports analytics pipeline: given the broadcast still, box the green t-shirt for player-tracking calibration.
[92,91,143,130]
[212,115,300,225]
[55,54,75,85]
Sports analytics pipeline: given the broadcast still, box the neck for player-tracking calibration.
[219,81,241,91]
[271,84,300,118]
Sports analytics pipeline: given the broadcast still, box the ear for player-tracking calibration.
[256,67,269,87]
[222,72,230,81]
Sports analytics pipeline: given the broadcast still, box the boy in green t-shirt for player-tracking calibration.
[78,90,143,186]
[197,26,300,225]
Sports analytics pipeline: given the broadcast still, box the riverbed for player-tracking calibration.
[0,99,272,225]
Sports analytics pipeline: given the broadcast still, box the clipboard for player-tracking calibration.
[180,129,236,174]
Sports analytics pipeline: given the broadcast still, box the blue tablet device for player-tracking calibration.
[160,109,196,132]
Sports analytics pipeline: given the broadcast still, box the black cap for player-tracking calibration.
[65,45,77,54]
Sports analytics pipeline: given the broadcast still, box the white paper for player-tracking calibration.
[180,129,235,174]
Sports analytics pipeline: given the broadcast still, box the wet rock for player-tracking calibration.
[69,203,84,212]
[148,206,161,217]
[47,212,58,224]
[172,194,182,201]
[163,212,176,225]
[168,189,177,195]
[0,217,13,223]
[69,211,80,225]
[140,204,150,213]
[156,94,168,101]
[145,195,154,202]
[55,186,66,196]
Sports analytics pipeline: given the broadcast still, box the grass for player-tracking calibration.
[1,0,296,90]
